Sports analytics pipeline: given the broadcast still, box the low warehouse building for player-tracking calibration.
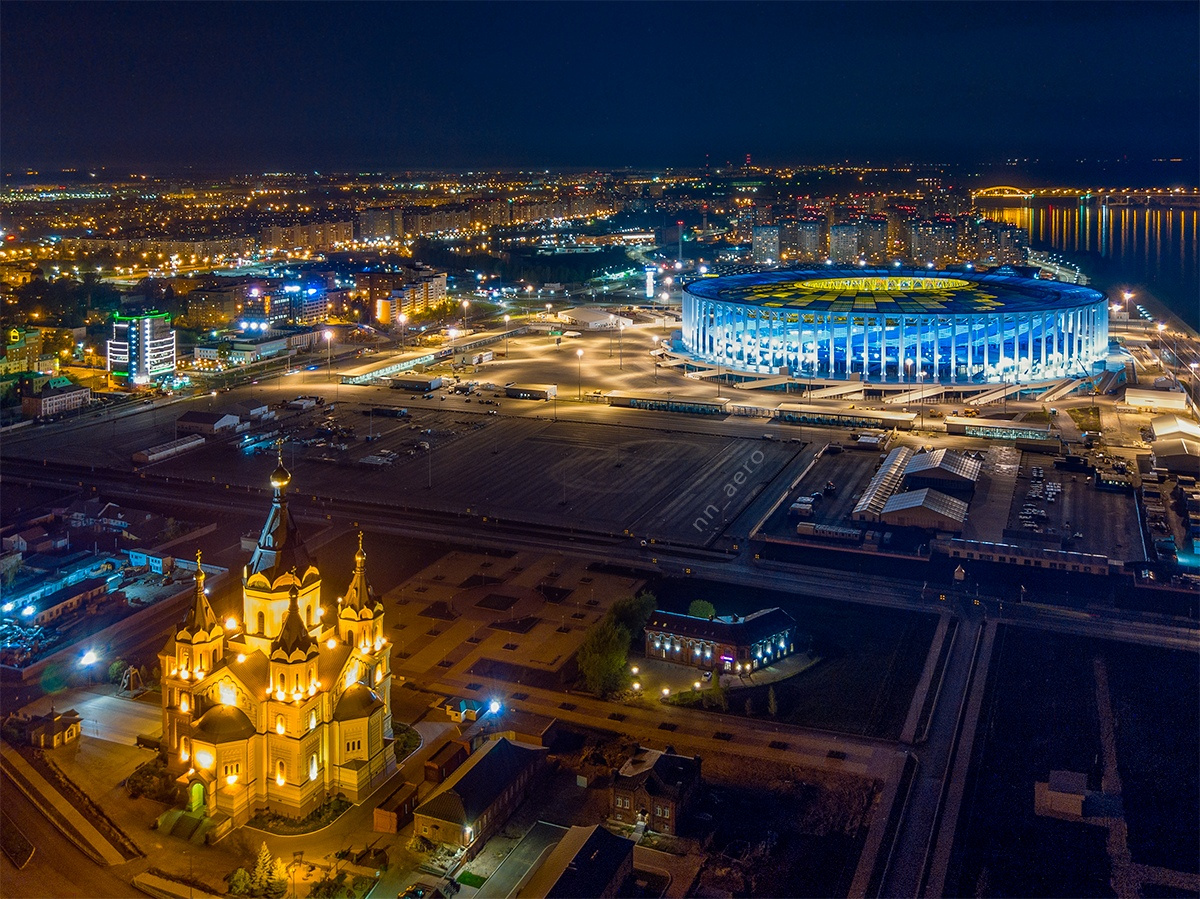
[880,488,969,533]
[903,448,981,496]
[1150,437,1200,477]
[1150,413,1200,442]
[413,737,545,851]
[518,824,635,899]
[175,410,240,435]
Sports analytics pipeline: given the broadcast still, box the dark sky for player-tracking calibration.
[3,1,1197,173]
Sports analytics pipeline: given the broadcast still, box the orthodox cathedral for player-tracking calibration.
[159,452,394,824]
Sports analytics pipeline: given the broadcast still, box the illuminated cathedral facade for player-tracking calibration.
[159,454,394,824]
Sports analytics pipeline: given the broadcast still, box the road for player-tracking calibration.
[0,769,138,898]
[878,609,984,898]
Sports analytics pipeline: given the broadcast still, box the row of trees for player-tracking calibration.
[575,591,657,697]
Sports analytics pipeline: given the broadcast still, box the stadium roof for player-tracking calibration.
[684,268,1106,315]
[904,448,982,483]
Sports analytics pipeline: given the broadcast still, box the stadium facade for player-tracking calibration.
[681,269,1109,383]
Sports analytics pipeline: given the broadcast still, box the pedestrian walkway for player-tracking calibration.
[0,743,127,866]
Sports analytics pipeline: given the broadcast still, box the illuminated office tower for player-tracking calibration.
[107,311,176,386]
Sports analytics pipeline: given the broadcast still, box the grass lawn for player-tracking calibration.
[394,724,421,762]
[245,797,351,835]
[457,872,487,888]
[1067,406,1101,431]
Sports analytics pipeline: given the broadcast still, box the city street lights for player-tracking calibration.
[448,327,458,360]
[398,313,408,353]
[576,348,583,400]
[1156,322,1171,379]
[323,329,333,380]
[651,337,658,385]
[461,299,470,329]
[503,314,510,356]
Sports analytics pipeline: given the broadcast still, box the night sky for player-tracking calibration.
[2,1,1197,173]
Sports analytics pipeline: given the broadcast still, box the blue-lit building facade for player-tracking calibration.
[681,269,1109,383]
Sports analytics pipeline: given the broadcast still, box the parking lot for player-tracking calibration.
[1003,452,1146,561]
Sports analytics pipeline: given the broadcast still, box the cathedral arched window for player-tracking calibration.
[257,612,265,634]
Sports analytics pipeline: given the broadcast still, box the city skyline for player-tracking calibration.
[2,2,1198,174]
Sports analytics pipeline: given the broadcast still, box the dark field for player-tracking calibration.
[1107,643,1200,874]
[953,628,1111,898]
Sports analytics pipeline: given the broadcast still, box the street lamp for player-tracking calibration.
[1156,322,1170,378]
[618,322,624,369]
[461,299,470,329]
[651,337,658,385]
[576,348,583,400]
[503,314,510,356]
[323,329,333,380]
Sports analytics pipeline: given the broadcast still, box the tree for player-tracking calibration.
[607,591,656,646]
[576,618,631,697]
[107,659,128,684]
[250,842,275,895]
[688,599,716,619]
[768,686,778,717]
[228,868,251,896]
[264,858,288,899]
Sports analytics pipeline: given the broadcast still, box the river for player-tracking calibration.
[978,201,1199,331]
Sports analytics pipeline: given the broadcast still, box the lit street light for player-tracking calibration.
[398,313,408,353]
[576,348,583,400]
[323,329,333,380]
[503,314,510,356]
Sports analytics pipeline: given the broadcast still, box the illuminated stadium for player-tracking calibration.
[681,269,1109,383]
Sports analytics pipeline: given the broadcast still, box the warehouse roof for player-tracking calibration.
[881,488,969,523]
[904,448,982,483]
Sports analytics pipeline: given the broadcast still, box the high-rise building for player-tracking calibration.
[240,289,291,332]
[829,223,860,264]
[107,311,176,386]
[910,219,959,265]
[794,219,824,261]
[752,226,780,264]
[0,326,46,375]
[859,217,889,263]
